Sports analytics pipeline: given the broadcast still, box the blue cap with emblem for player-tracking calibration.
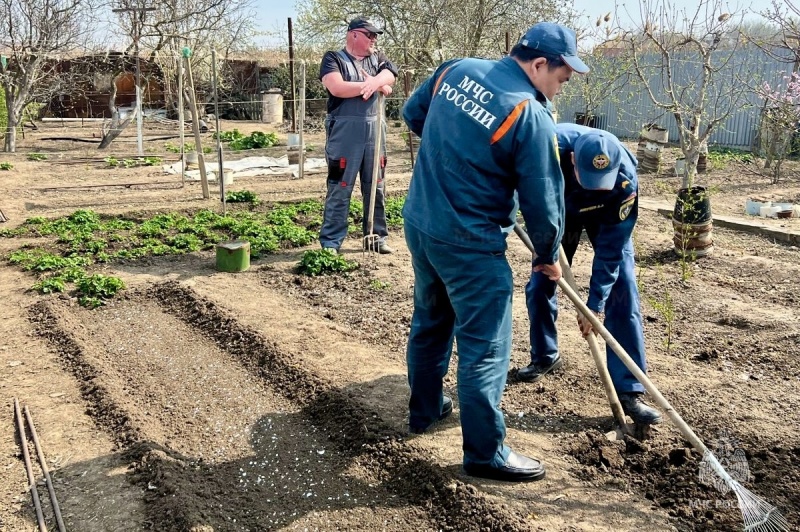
[573,131,622,190]
[518,22,589,74]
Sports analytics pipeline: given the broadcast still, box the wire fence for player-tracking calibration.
[5,42,796,164]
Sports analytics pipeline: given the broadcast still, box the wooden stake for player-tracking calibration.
[25,406,66,532]
[298,61,306,180]
[211,49,226,214]
[177,56,185,188]
[402,71,415,168]
[13,398,47,532]
[183,48,209,199]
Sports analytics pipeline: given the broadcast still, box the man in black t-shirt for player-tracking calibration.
[318,16,398,254]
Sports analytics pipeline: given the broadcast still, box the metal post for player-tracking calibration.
[298,61,305,179]
[288,17,297,132]
[135,37,143,156]
[177,56,185,187]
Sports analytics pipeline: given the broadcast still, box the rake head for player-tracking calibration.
[700,451,789,532]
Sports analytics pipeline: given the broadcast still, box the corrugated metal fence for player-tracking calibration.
[554,45,796,149]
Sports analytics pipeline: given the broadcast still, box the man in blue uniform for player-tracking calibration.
[402,23,588,482]
[518,124,662,426]
[319,17,397,254]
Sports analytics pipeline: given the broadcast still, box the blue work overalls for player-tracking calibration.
[525,124,647,394]
[319,50,388,250]
[402,57,564,468]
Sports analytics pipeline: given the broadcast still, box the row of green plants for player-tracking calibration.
[213,129,279,150]
[105,156,162,168]
[164,142,213,154]
[707,147,755,168]
[1,193,406,306]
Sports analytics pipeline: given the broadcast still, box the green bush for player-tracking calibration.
[226,190,260,204]
[214,131,279,150]
[707,147,754,169]
[297,249,358,276]
[77,274,125,299]
[33,276,67,294]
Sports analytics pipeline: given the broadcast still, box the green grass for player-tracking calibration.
[707,147,755,169]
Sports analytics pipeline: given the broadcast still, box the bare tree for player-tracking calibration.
[98,0,255,149]
[559,13,637,128]
[756,0,800,66]
[618,0,755,188]
[753,71,800,183]
[0,0,96,152]
[294,0,576,72]
[142,0,255,110]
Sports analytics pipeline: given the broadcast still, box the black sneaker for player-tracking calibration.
[516,355,564,382]
[409,396,453,434]
[619,393,662,425]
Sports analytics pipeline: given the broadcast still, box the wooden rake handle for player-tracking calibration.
[514,224,708,453]
[557,247,630,434]
[513,224,628,432]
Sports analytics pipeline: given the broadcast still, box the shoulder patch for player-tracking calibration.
[619,192,637,221]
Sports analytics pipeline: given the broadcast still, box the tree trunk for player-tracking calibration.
[98,109,136,149]
[4,100,17,152]
[3,126,17,153]
[98,80,135,150]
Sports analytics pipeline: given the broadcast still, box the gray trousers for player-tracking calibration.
[319,115,388,250]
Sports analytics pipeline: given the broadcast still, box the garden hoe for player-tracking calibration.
[513,225,634,440]
[514,225,789,532]
[364,93,385,256]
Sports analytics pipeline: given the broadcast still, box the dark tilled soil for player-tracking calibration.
[247,209,800,532]
[28,286,531,531]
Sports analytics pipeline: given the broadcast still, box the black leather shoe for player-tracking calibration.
[619,393,662,425]
[516,355,563,382]
[409,396,453,434]
[463,450,546,482]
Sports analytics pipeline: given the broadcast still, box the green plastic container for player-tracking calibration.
[216,240,250,272]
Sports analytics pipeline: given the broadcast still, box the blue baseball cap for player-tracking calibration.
[518,22,589,74]
[573,131,621,190]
